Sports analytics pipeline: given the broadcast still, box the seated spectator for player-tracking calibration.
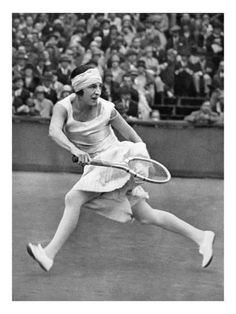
[23,63,40,94]
[166,25,183,52]
[151,13,169,33]
[35,54,47,77]
[198,47,214,96]
[68,42,86,68]
[82,40,100,65]
[25,97,41,116]
[130,36,143,57]
[51,70,64,99]
[179,24,196,54]
[107,25,119,48]
[108,54,125,84]
[100,69,120,102]
[147,14,167,51]
[115,86,139,119]
[12,51,28,77]
[120,72,139,103]
[41,71,58,104]
[205,21,224,72]
[159,48,178,98]
[100,19,112,51]
[91,47,105,77]
[150,109,161,121]
[56,54,72,85]
[33,85,53,118]
[12,74,31,114]
[184,101,220,125]
[11,13,224,122]
[135,59,155,107]
[212,60,224,90]
[59,85,73,100]
[188,46,212,97]
[174,50,195,96]
[108,13,122,32]
[123,49,138,72]
[210,88,224,115]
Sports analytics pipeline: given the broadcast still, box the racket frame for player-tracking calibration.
[73,155,171,184]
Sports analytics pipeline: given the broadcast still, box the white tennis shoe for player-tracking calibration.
[199,231,215,268]
[27,243,53,272]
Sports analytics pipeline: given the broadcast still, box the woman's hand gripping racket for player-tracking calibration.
[72,155,171,184]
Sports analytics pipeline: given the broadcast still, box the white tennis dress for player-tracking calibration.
[59,94,150,222]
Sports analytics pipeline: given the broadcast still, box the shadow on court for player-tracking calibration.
[12,172,223,301]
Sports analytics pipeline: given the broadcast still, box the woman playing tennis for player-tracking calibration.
[27,65,215,272]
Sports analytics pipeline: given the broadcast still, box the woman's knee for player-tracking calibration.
[65,190,83,208]
[132,201,158,225]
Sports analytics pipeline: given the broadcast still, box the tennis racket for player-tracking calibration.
[72,155,171,184]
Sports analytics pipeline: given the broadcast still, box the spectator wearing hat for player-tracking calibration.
[179,24,196,54]
[86,14,104,34]
[130,36,143,57]
[104,25,119,50]
[120,72,139,103]
[56,54,72,85]
[166,25,183,52]
[82,40,100,65]
[141,45,160,74]
[122,49,138,72]
[23,63,40,94]
[147,14,168,51]
[201,14,214,40]
[135,59,155,106]
[174,50,195,97]
[13,51,28,77]
[59,85,73,100]
[108,54,125,84]
[159,48,178,98]
[91,48,105,77]
[12,74,31,114]
[101,69,120,102]
[122,24,135,47]
[152,14,169,33]
[35,55,48,77]
[51,71,64,99]
[115,85,139,119]
[108,13,122,32]
[21,15,34,36]
[41,71,58,104]
[33,85,53,118]
[100,19,111,51]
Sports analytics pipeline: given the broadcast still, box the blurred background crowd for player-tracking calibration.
[12,13,224,124]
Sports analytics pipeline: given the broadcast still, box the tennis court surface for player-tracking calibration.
[12,171,223,301]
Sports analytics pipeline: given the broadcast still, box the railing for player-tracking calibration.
[152,96,206,120]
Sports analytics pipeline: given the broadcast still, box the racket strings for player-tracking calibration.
[128,159,169,181]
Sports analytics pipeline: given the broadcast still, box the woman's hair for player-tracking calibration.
[70,64,94,96]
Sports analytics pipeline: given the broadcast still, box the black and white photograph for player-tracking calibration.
[8,1,228,306]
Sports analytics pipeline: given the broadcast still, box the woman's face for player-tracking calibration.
[81,83,102,107]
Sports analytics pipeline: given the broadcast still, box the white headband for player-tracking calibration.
[71,68,102,92]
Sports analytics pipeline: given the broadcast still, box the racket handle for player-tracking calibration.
[72,155,119,168]
[72,155,79,163]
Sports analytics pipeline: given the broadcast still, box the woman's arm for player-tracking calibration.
[110,111,143,143]
[49,103,90,163]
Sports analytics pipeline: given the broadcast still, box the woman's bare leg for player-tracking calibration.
[44,190,99,260]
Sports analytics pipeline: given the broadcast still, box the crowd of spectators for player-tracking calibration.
[12,13,224,123]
